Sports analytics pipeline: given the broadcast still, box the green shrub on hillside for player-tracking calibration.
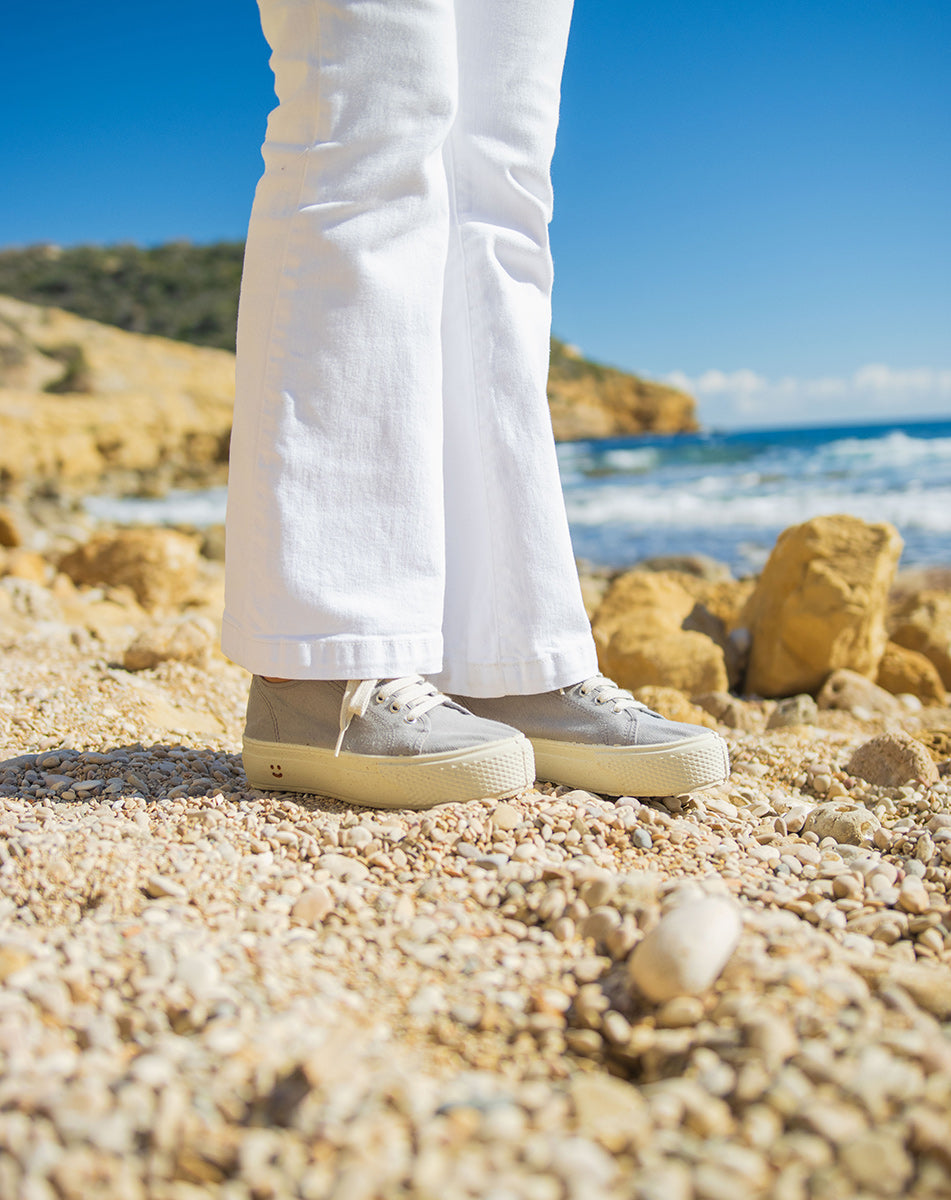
[0,241,245,351]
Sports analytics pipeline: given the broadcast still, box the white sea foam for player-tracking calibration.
[564,484,951,531]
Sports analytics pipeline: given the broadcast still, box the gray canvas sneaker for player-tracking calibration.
[243,675,535,810]
[454,675,729,797]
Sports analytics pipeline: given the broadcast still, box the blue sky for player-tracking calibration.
[2,0,949,428]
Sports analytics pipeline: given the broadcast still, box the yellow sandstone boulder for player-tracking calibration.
[743,514,902,698]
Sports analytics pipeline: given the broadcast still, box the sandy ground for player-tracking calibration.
[2,567,951,1199]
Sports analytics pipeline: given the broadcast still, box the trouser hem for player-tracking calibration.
[432,641,599,699]
[221,618,444,681]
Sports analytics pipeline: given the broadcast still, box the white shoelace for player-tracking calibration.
[335,675,447,756]
[573,674,652,715]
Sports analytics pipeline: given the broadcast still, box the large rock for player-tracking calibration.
[58,529,200,610]
[592,571,728,695]
[0,296,234,496]
[743,515,902,698]
[846,732,940,788]
[876,641,947,705]
[888,590,951,689]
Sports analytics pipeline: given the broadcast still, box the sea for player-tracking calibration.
[86,416,951,576]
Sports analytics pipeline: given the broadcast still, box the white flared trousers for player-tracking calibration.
[223,0,598,696]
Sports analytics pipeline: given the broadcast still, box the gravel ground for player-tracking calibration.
[2,610,951,1199]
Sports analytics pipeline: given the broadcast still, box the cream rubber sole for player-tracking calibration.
[532,731,730,797]
[243,732,535,810]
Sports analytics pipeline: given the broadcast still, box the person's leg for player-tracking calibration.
[225,0,534,807]
[433,0,598,698]
[224,0,457,681]
[437,0,729,795]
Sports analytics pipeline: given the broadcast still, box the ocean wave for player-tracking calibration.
[564,484,951,533]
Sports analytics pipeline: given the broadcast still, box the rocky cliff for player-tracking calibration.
[0,296,234,496]
[548,339,698,440]
[0,296,699,497]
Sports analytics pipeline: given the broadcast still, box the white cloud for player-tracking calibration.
[662,364,951,428]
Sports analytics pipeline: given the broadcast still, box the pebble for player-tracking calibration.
[628,895,743,1003]
[491,803,521,831]
[290,886,334,926]
[145,873,188,899]
[317,853,370,881]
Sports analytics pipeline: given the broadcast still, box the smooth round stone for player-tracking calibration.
[491,803,521,831]
[628,895,742,1003]
[317,853,370,881]
[290,886,333,926]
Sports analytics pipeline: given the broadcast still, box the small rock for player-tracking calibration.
[803,804,881,845]
[628,895,742,1002]
[291,886,333,926]
[123,617,214,671]
[0,507,23,548]
[840,1132,914,1194]
[655,995,705,1027]
[876,642,947,705]
[569,1074,648,1152]
[491,803,521,831]
[767,694,818,728]
[694,691,762,731]
[59,528,200,610]
[896,877,930,915]
[817,669,904,716]
[317,853,370,881]
[847,732,940,788]
[176,953,220,998]
[145,874,188,899]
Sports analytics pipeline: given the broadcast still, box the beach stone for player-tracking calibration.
[145,873,188,899]
[122,616,215,671]
[628,895,742,1002]
[291,887,333,926]
[767,694,818,728]
[743,515,902,697]
[655,995,704,1027]
[817,669,904,717]
[803,804,881,845]
[3,548,47,584]
[568,1074,648,1152]
[0,507,22,547]
[318,853,370,882]
[888,964,951,1018]
[593,571,729,695]
[896,877,930,915]
[694,691,761,731]
[846,732,939,788]
[633,687,718,728]
[59,529,200,609]
[889,590,951,689]
[876,641,947,705]
[603,625,728,696]
[491,803,521,831]
[840,1132,914,1194]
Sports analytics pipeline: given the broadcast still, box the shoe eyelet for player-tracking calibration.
[374,693,386,704]
[595,696,606,705]
[404,716,416,724]
[389,702,401,712]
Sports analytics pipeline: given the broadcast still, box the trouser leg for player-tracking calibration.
[433,0,598,696]
[223,0,457,679]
